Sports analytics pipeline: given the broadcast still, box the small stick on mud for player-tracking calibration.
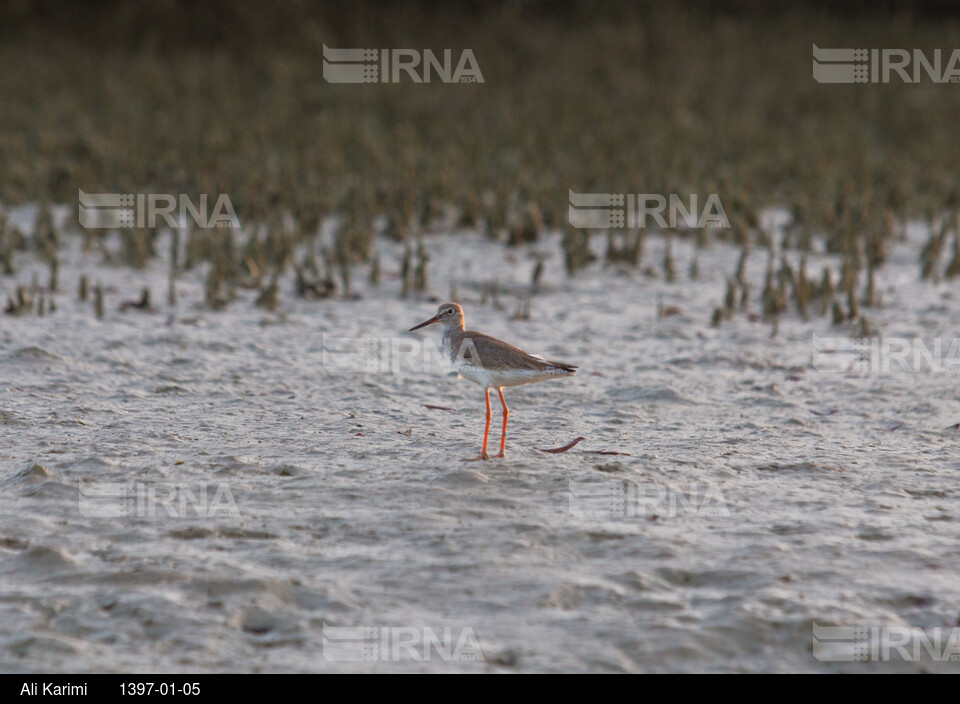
[537,437,586,454]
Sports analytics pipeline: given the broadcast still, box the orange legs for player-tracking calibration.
[473,387,508,460]
[478,388,492,460]
[494,387,509,458]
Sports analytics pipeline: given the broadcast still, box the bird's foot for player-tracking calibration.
[493,451,505,458]
[464,452,490,462]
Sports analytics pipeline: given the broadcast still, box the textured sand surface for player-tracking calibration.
[2,208,960,672]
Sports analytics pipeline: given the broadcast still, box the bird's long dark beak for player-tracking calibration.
[409,314,440,332]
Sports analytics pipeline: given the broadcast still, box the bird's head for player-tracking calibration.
[409,302,464,332]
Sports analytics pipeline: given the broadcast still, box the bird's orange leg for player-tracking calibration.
[494,387,509,458]
[476,388,491,460]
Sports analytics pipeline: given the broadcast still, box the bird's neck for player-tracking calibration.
[441,323,465,357]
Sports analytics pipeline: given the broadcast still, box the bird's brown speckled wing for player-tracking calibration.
[456,331,577,373]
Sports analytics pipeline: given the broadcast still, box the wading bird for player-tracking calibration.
[409,302,577,459]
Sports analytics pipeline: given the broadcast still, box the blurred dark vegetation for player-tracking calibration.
[2,0,960,51]
[1,0,959,251]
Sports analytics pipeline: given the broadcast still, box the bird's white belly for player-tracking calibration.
[456,364,548,389]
